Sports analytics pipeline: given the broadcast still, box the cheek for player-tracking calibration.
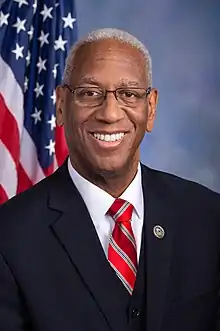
[64,106,91,141]
[128,106,148,131]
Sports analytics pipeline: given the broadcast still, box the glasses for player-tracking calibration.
[63,83,151,108]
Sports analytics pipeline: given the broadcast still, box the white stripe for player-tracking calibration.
[114,201,130,220]
[0,56,23,137]
[0,140,17,198]
[0,55,45,184]
[110,236,137,275]
[119,223,136,247]
[54,154,58,171]
[109,261,132,294]
[20,129,45,183]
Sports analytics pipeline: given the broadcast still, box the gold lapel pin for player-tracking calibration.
[153,225,165,239]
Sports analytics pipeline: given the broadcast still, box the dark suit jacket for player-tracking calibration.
[0,162,220,331]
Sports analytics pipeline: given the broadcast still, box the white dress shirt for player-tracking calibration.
[68,158,144,261]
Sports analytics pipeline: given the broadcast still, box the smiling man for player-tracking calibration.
[56,33,157,198]
[0,28,220,331]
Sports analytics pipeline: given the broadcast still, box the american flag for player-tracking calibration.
[0,0,77,204]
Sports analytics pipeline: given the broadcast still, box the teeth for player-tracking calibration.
[93,133,125,142]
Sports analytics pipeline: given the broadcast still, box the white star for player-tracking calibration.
[47,114,56,131]
[31,108,42,125]
[34,82,44,98]
[45,139,55,156]
[38,30,49,47]
[54,35,67,51]
[37,57,47,74]
[12,43,24,60]
[0,12,9,27]
[26,50,31,66]
[24,77,29,92]
[28,26,34,40]
[55,2,59,7]
[62,13,76,29]
[40,5,53,22]
[14,0,28,8]
[52,63,59,79]
[50,90,56,105]
[13,17,26,34]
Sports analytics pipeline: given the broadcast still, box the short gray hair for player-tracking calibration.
[62,28,152,86]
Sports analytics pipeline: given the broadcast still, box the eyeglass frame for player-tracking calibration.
[62,83,152,107]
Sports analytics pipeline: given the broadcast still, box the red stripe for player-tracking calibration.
[108,244,136,290]
[0,184,8,204]
[55,125,68,166]
[0,93,20,166]
[44,162,54,177]
[0,98,68,203]
[113,223,137,266]
[116,204,133,223]
[16,162,33,195]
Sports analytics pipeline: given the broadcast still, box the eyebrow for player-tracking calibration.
[119,80,141,87]
[77,77,142,88]
[77,77,100,86]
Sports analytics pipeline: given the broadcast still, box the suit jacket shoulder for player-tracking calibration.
[141,163,220,220]
[0,163,77,251]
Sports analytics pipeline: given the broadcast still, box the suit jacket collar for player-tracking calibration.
[48,161,175,331]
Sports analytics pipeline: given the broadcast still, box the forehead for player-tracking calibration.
[70,39,148,86]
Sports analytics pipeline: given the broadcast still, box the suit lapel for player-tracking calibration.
[141,165,176,331]
[48,162,127,331]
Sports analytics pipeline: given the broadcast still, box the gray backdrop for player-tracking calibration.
[75,0,220,193]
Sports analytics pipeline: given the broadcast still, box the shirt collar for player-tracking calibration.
[68,158,143,221]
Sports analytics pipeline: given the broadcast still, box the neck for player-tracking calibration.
[69,157,139,198]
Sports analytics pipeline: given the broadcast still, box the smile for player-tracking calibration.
[93,132,125,142]
[89,132,126,149]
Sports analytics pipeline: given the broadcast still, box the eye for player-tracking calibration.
[118,89,140,98]
[78,87,103,98]
[125,91,136,98]
[84,90,100,97]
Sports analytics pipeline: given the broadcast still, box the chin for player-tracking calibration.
[94,160,128,177]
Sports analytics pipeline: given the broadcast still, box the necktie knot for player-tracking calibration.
[108,199,133,223]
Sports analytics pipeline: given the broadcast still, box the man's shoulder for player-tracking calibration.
[141,163,220,206]
[0,169,60,245]
[0,171,53,215]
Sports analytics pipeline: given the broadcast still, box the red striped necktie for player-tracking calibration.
[108,199,137,295]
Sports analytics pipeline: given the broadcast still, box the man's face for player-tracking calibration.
[56,39,158,177]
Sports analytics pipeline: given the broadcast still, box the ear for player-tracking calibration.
[146,88,158,132]
[56,86,65,127]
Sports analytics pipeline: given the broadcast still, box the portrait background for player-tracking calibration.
[75,0,220,193]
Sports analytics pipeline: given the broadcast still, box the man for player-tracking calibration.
[0,28,220,331]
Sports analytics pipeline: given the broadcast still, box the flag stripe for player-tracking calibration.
[55,125,68,166]
[0,56,23,136]
[0,140,17,198]
[0,93,20,166]
[0,1,77,204]
[17,162,33,194]
[0,184,8,205]
[19,128,45,183]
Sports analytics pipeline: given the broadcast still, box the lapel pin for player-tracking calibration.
[153,225,165,239]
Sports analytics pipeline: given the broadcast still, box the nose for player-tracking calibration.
[95,92,124,124]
